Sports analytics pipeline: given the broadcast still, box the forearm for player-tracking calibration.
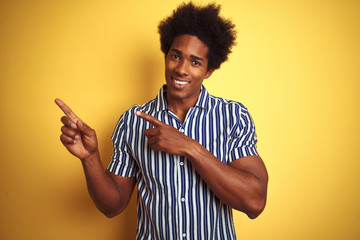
[80,151,124,217]
[184,141,268,219]
[56,99,132,217]
[136,110,267,218]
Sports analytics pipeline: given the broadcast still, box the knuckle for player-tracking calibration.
[157,142,165,149]
[90,129,96,136]
[61,116,68,122]
[60,133,73,144]
[60,134,67,143]
[61,116,72,126]
[60,126,67,133]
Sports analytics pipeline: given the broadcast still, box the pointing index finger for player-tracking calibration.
[55,98,80,122]
[136,111,164,127]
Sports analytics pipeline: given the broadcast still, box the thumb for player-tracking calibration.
[76,119,93,136]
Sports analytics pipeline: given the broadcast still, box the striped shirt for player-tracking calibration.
[108,85,259,240]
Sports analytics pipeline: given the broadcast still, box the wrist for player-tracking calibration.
[81,150,100,165]
[183,138,203,160]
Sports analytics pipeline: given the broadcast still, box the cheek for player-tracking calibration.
[165,61,174,73]
[164,63,171,74]
[194,70,207,81]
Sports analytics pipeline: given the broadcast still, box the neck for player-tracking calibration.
[166,94,198,123]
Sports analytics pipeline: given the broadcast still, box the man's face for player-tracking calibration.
[165,34,214,104]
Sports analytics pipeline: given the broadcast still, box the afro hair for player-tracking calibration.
[158,2,237,70]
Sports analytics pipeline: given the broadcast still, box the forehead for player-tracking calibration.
[170,34,209,60]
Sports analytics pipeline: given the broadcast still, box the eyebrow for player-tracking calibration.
[170,48,205,62]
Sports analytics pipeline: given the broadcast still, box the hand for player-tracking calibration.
[136,111,195,156]
[55,98,98,160]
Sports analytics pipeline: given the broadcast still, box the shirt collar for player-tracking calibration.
[154,84,210,112]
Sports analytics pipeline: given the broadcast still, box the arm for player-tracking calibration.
[55,98,135,218]
[184,143,268,219]
[136,111,268,219]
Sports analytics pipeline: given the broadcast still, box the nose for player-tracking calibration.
[175,59,189,76]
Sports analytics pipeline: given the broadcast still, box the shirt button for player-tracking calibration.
[181,197,185,202]
[182,233,187,238]
[179,129,184,133]
[179,161,184,166]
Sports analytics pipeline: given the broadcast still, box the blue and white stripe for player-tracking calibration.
[108,85,259,240]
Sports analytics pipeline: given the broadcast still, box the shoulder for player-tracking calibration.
[121,98,157,120]
[207,94,250,117]
[112,99,157,139]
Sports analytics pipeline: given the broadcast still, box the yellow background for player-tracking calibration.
[1,0,359,239]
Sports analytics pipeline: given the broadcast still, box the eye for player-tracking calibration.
[171,54,180,59]
[192,60,200,66]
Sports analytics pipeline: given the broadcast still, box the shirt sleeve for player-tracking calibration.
[107,111,138,177]
[228,104,259,162]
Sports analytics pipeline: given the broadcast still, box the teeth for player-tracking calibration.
[174,79,188,85]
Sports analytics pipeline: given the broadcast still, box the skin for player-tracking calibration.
[164,35,214,121]
[55,98,135,217]
[56,34,268,219]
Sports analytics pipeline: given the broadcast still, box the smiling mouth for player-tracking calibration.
[174,79,188,85]
[172,77,189,86]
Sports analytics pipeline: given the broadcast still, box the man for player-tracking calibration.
[56,3,268,239]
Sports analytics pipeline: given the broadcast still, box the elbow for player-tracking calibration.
[99,206,124,218]
[93,198,127,218]
[103,211,118,218]
[247,209,263,219]
[245,197,267,219]
[232,191,267,219]
[245,176,269,219]
[102,208,123,218]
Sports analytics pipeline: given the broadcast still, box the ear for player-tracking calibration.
[204,69,215,79]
